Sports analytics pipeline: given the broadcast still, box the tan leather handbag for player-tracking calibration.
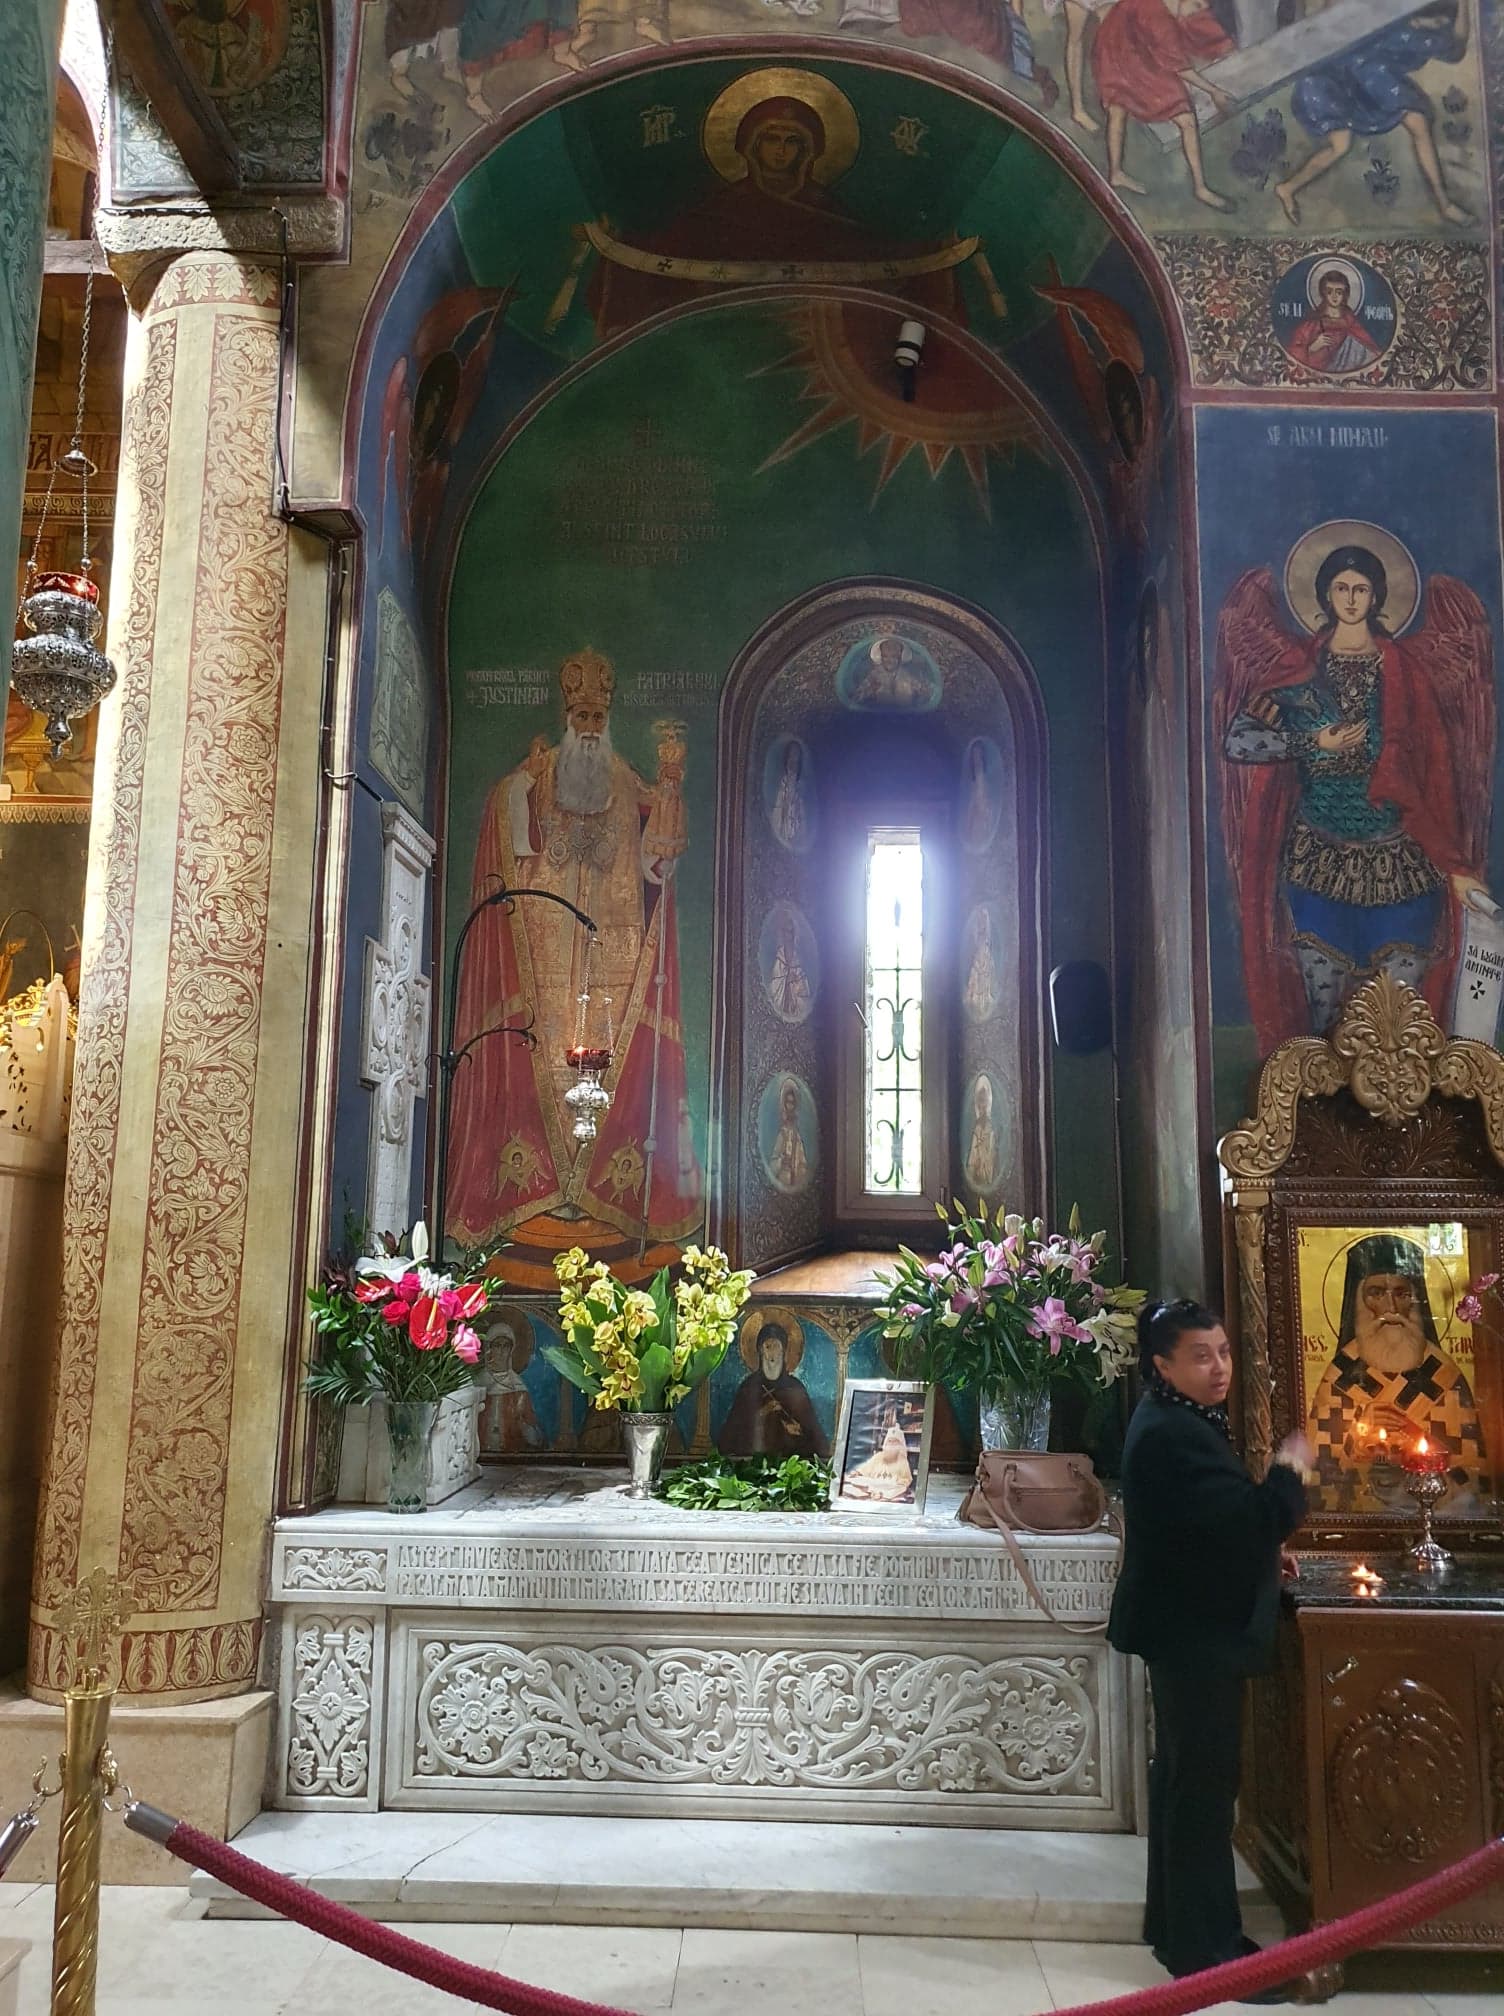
[958,1450,1119,1634]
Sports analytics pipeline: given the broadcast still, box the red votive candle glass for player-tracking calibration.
[1400,1435,1450,1477]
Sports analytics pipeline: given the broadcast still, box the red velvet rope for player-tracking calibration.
[140,1814,1504,2016]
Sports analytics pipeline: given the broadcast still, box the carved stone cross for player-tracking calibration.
[54,1568,133,1685]
[361,804,436,1242]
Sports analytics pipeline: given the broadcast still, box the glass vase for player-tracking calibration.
[385,1399,439,1514]
[623,1412,672,1500]
[979,1383,1051,1453]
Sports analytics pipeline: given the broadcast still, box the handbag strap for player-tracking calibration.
[967,1467,1120,1637]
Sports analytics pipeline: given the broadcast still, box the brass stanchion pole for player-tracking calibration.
[47,1570,132,2016]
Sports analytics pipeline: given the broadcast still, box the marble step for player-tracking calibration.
[193,1812,1282,1940]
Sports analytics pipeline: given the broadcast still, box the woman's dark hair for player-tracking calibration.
[1314,544,1388,634]
[1137,1298,1222,1380]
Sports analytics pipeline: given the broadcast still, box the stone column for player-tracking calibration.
[28,250,330,1706]
[0,0,63,701]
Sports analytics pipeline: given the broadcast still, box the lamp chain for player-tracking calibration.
[25,24,112,585]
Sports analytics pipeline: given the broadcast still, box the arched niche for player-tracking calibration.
[320,48,1203,1310]
[712,582,1048,1272]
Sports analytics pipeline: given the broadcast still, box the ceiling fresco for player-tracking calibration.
[345,52,1175,549]
[347,0,1490,241]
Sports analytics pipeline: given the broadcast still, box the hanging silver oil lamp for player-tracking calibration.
[11,178,116,760]
[12,565,114,760]
[564,983,614,1143]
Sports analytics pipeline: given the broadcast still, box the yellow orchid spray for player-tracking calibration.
[548,1245,755,1414]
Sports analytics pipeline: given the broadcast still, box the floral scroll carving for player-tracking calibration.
[287,1617,375,1801]
[413,1640,1098,1798]
[31,317,177,1636]
[283,1547,387,1594]
[116,305,288,1616]
[1220,976,1504,1183]
[1331,1678,1468,1864]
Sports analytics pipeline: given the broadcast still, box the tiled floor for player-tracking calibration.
[0,1881,1491,2016]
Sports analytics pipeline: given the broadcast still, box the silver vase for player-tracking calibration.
[979,1384,1051,1453]
[623,1412,672,1499]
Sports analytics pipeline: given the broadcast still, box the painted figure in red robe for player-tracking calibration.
[447,650,703,1277]
[1287,269,1382,377]
[1216,531,1494,1054]
[1091,0,1235,211]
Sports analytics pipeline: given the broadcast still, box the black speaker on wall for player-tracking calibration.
[1049,961,1112,1056]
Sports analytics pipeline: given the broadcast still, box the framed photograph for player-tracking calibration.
[1289,1217,1503,1526]
[830,1379,934,1512]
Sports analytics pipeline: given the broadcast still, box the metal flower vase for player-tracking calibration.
[980,1383,1051,1453]
[624,1412,672,1499]
[385,1400,439,1514]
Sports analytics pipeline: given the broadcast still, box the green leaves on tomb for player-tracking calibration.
[657,1454,833,1513]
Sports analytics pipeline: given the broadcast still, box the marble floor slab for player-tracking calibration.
[0,1887,1494,2016]
[191,1810,1282,1940]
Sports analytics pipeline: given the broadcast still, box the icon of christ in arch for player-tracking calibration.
[1216,520,1494,1055]
[445,650,704,1273]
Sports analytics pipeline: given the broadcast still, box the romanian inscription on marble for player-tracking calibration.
[382,1538,1114,1617]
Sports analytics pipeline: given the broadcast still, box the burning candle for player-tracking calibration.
[1400,1434,1450,1477]
[1349,1561,1384,1598]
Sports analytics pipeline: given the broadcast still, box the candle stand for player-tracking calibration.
[1402,1461,1453,1573]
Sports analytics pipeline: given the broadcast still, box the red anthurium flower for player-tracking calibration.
[409,1295,447,1351]
[353,1279,393,1305]
[383,1300,412,1327]
[452,1281,488,1320]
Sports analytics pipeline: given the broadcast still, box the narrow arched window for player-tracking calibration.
[713,587,1046,1274]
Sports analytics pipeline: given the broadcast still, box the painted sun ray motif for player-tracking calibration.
[754,303,1025,513]
[754,400,857,476]
[869,433,923,503]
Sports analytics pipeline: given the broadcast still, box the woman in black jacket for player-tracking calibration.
[1109,1300,1312,2000]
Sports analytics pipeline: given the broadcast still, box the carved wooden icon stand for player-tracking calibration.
[1220,977,1504,1965]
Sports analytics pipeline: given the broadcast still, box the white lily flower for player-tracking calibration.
[354,1251,410,1282]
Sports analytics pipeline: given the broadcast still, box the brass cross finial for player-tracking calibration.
[54,1568,133,1688]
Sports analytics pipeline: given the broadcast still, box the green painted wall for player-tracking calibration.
[1,0,61,702]
[446,300,1117,1239]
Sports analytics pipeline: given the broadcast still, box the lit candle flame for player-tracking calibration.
[1416,1436,1429,1455]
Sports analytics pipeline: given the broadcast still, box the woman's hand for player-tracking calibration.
[1274,1431,1315,1474]
[1279,1548,1301,1583]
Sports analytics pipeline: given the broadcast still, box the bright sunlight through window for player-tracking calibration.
[863,829,924,1195]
